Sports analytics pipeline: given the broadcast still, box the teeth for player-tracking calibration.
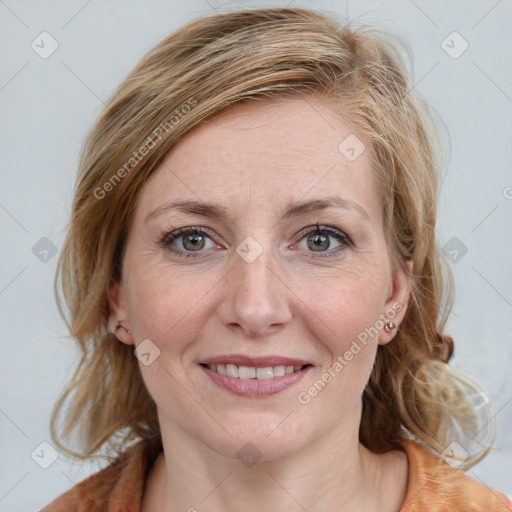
[238,366,256,379]
[256,367,273,379]
[226,364,238,378]
[207,363,305,379]
[273,365,285,377]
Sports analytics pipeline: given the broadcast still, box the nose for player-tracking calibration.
[217,245,292,337]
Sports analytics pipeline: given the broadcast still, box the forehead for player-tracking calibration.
[135,97,381,222]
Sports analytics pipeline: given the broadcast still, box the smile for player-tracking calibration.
[199,356,312,397]
[203,363,309,380]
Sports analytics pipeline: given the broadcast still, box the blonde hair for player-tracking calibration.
[52,7,494,470]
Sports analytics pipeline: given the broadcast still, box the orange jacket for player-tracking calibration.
[40,439,511,511]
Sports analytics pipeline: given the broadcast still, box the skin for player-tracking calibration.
[110,96,411,511]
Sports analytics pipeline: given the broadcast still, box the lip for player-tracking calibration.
[200,364,311,396]
[199,354,312,367]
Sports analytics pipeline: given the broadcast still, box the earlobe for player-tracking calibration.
[108,280,134,346]
[378,260,413,346]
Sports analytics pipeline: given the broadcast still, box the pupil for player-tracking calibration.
[308,233,329,251]
[183,234,205,251]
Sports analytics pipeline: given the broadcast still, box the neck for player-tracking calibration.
[143,406,408,512]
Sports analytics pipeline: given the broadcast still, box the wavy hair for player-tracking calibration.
[51,7,494,471]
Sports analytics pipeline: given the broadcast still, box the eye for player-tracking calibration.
[295,225,352,256]
[159,227,219,257]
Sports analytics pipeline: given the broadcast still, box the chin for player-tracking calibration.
[194,413,315,463]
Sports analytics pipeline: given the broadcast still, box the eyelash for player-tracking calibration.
[158,224,353,259]
[158,227,219,259]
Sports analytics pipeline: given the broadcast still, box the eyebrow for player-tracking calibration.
[145,196,371,224]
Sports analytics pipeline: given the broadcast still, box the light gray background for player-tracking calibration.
[1,0,511,510]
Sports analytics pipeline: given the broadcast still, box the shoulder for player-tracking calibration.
[39,440,158,512]
[400,438,511,512]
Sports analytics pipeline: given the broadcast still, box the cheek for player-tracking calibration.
[123,261,213,418]
[293,270,385,422]
[124,258,217,350]
[299,264,389,356]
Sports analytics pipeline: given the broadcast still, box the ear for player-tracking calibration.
[108,280,134,346]
[378,259,413,346]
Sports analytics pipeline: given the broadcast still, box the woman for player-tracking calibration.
[41,7,511,511]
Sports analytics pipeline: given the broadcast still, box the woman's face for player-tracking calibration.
[110,97,410,460]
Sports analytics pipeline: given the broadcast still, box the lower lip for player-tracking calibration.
[200,365,311,397]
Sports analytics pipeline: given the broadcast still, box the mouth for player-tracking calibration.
[199,355,313,396]
[201,363,311,379]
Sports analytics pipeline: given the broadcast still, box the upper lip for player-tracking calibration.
[199,354,312,367]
